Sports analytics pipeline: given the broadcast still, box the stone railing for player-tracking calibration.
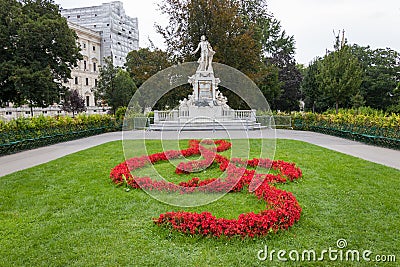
[234,110,256,120]
[154,110,179,121]
[0,106,110,121]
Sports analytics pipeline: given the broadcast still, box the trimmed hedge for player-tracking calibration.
[0,114,121,155]
[292,110,400,149]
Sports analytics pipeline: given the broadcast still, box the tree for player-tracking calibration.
[301,57,324,112]
[157,0,262,74]
[256,64,281,110]
[317,32,362,113]
[0,0,82,111]
[62,89,86,117]
[95,57,137,114]
[350,45,400,111]
[267,51,302,111]
[156,0,299,110]
[125,48,172,88]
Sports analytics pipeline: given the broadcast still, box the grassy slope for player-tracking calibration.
[0,139,399,266]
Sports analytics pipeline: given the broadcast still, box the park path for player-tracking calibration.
[0,129,399,177]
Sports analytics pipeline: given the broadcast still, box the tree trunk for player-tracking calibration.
[335,101,339,114]
[30,100,34,118]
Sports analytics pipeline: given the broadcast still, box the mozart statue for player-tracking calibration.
[191,35,215,72]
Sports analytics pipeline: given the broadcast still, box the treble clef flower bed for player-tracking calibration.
[110,140,303,238]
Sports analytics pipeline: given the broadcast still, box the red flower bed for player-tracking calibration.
[110,139,303,238]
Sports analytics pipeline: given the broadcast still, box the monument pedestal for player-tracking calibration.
[150,36,259,131]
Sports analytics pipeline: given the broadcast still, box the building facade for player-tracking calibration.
[61,1,139,67]
[65,22,101,108]
[0,2,138,120]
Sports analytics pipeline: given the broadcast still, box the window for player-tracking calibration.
[93,46,96,51]
[83,43,86,49]
[58,111,62,114]
[93,62,97,72]
[86,96,90,107]
[42,111,47,114]
[95,79,98,87]
[94,25,96,28]
[107,23,110,26]
[5,111,12,115]
[77,15,80,18]
[85,78,89,86]
[84,60,87,70]
[25,111,30,115]
[75,77,78,84]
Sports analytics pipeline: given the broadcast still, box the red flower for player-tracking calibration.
[110,139,303,238]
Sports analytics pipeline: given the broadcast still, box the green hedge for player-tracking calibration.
[292,109,400,149]
[0,114,122,155]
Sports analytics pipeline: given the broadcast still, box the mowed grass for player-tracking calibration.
[0,139,399,266]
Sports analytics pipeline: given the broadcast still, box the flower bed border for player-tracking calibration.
[110,139,303,238]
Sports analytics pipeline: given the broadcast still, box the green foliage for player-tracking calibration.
[294,108,400,128]
[0,0,82,107]
[292,108,400,148]
[350,45,400,111]
[300,57,325,112]
[0,114,120,154]
[156,0,298,110]
[317,33,363,113]
[350,93,366,109]
[157,0,261,72]
[95,57,137,114]
[125,48,172,88]
[256,64,282,109]
[301,40,400,113]
[115,103,144,121]
[267,52,303,111]
[115,106,127,121]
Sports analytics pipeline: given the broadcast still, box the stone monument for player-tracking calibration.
[151,36,259,131]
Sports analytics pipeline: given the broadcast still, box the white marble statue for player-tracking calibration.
[191,35,215,72]
[299,100,305,112]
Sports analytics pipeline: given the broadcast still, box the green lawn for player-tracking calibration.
[0,139,399,266]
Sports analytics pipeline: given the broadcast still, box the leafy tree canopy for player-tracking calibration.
[125,48,172,88]
[317,32,363,113]
[96,57,137,114]
[156,0,299,110]
[0,0,82,108]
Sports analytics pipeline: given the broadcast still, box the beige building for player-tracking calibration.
[64,22,101,108]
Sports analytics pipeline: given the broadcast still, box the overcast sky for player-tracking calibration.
[54,0,400,65]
